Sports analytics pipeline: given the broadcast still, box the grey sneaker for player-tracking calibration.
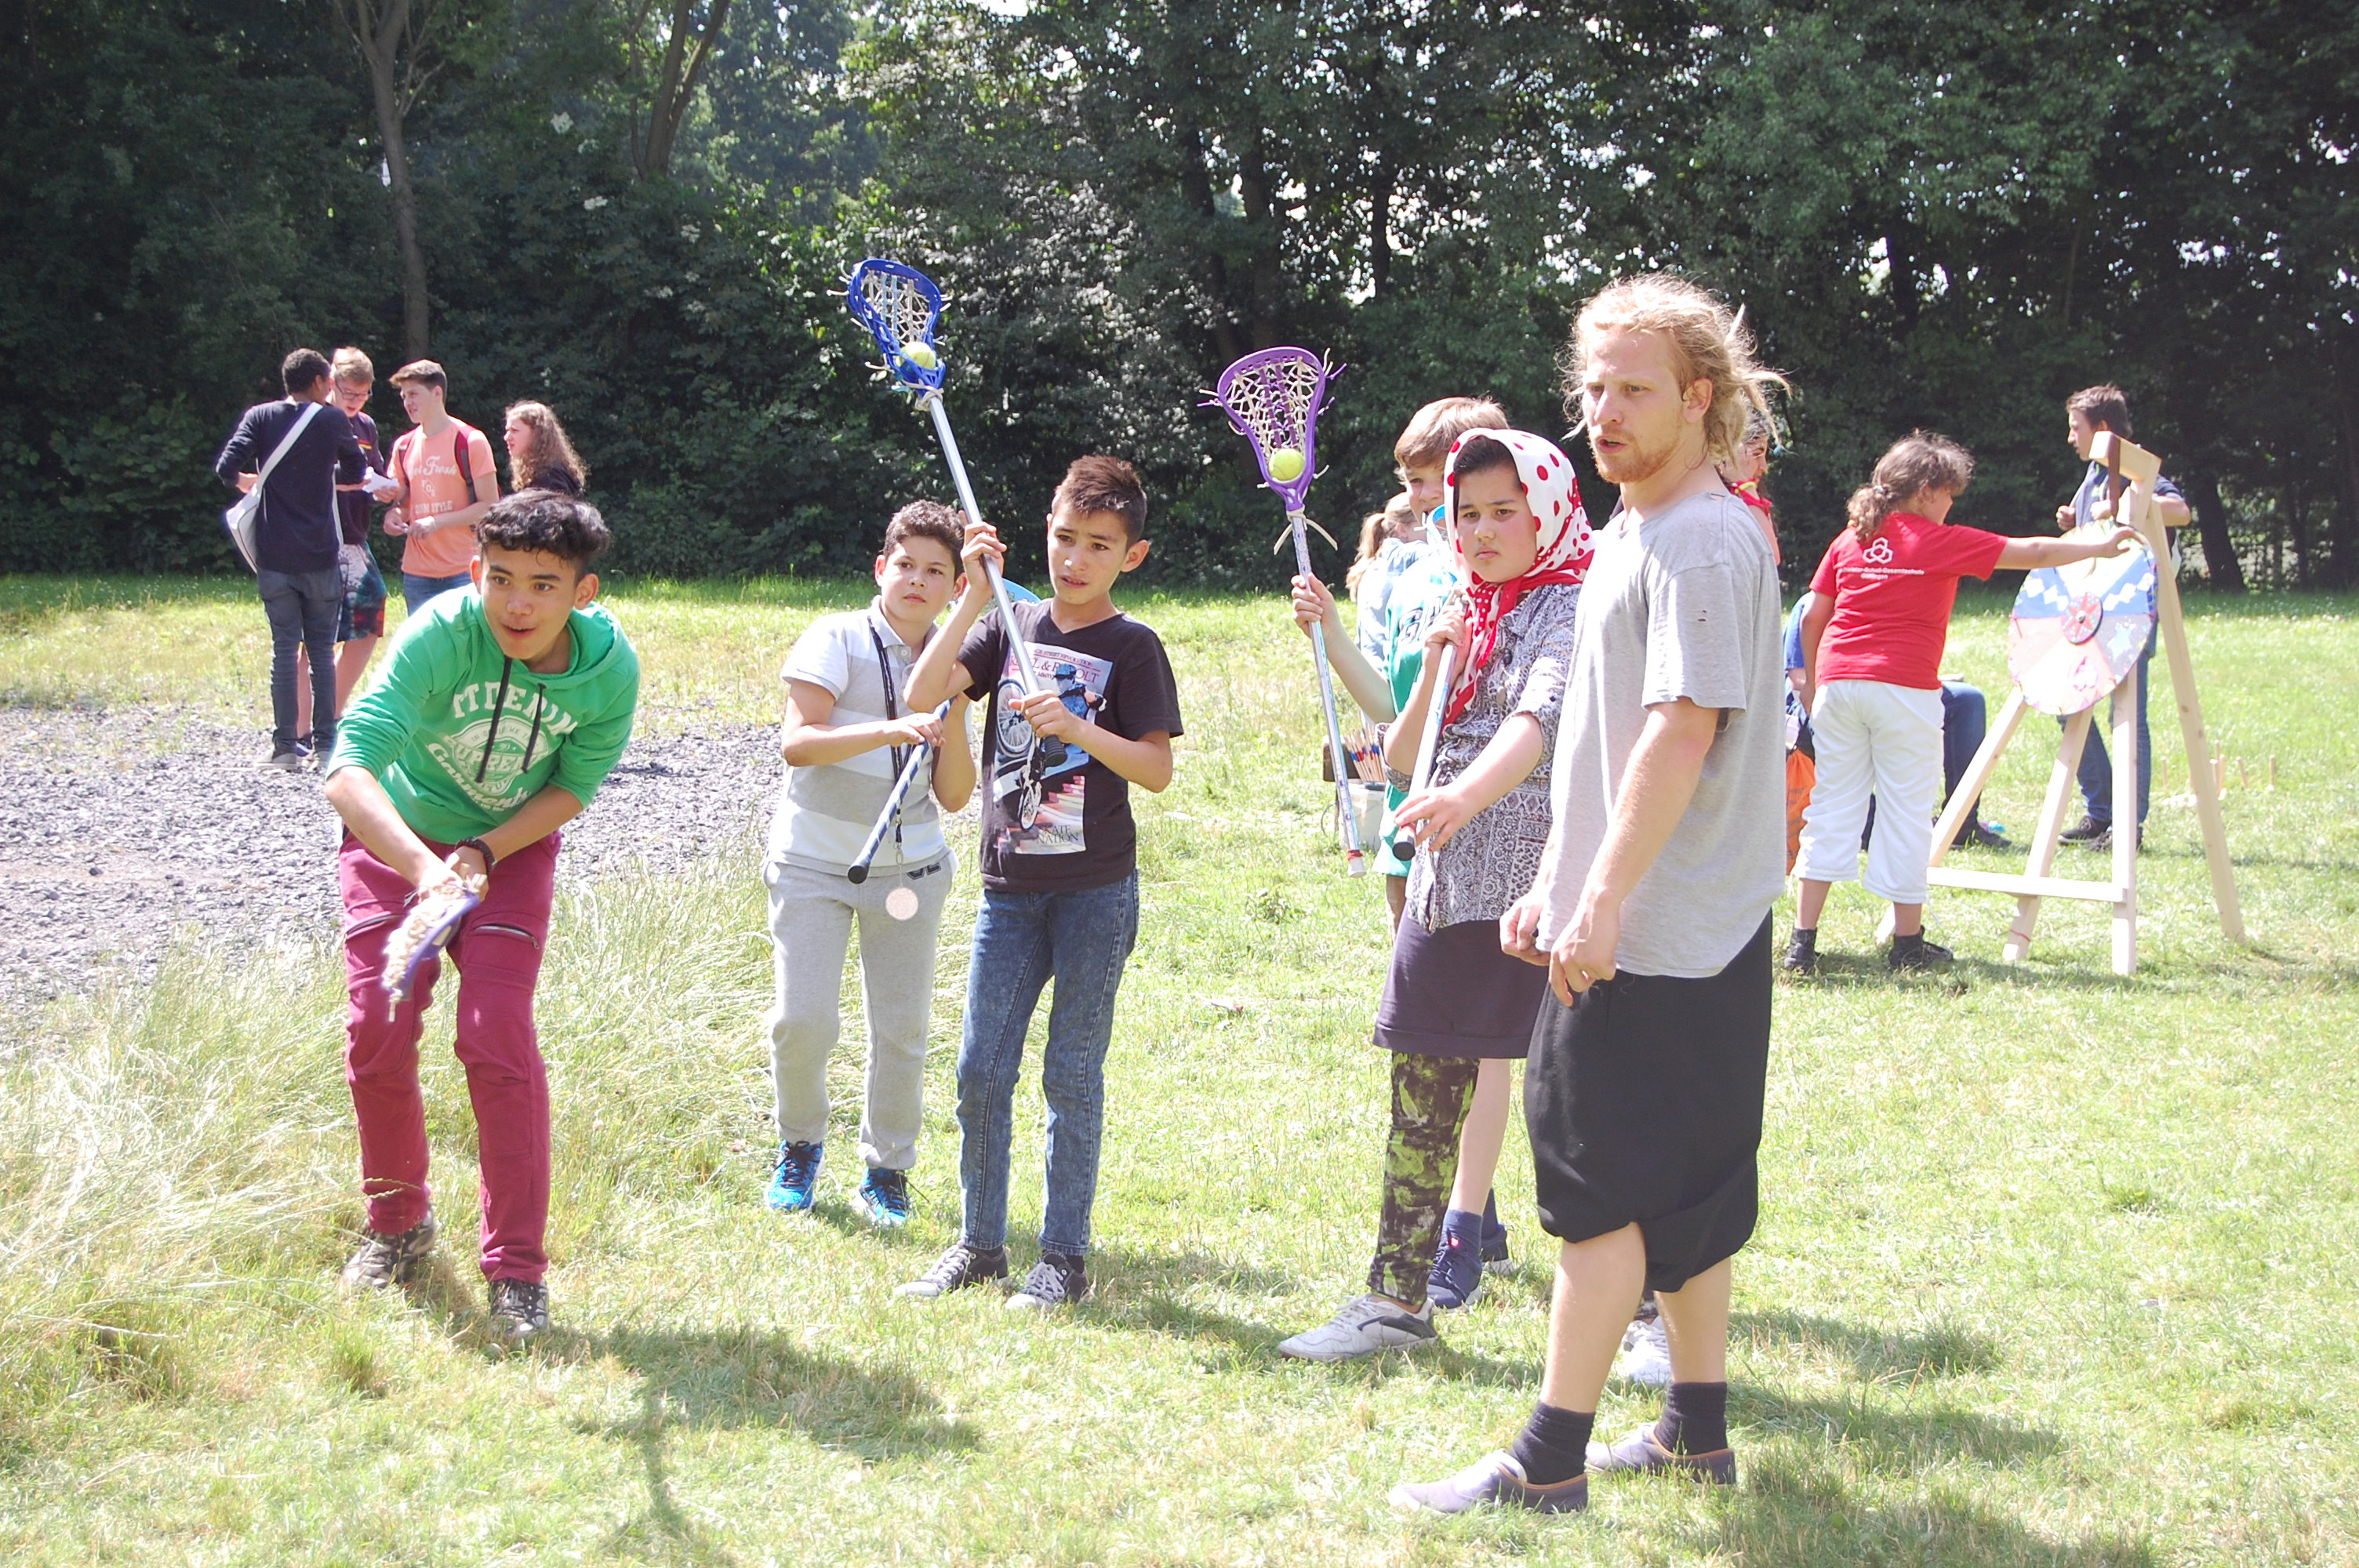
[1388,1452,1588,1515]
[1277,1292,1436,1362]
[1006,1251,1089,1311]
[264,746,307,771]
[487,1277,550,1344]
[341,1212,438,1290]
[896,1241,1009,1300]
[1587,1425,1737,1486]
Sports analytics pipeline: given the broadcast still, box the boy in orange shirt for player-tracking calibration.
[383,360,501,609]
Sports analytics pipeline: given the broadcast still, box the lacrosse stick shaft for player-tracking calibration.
[925,394,1049,701]
[1391,642,1456,863]
[1289,509,1365,873]
[848,700,952,884]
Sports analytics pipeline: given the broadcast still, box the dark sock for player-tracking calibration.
[1440,1207,1483,1246]
[1481,1190,1500,1230]
[1508,1402,1593,1486]
[1655,1381,1728,1454]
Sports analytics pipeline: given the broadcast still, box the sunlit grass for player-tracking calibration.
[2,579,2355,1564]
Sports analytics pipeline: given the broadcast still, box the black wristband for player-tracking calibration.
[456,837,497,869]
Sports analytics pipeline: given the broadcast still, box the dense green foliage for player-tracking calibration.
[0,1,2351,586]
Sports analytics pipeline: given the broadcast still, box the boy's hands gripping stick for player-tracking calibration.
[848,701,953,886]
[380,859,485,1018]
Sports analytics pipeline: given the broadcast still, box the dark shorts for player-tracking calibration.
[1372,916,1549,1059]
[1524,914,1773,1292]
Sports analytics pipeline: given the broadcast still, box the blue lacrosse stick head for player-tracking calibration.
[847,258,948,394]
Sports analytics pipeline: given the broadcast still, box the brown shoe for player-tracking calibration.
[1586,1425,1737,1486]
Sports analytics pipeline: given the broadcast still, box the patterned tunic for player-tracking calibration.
[1391,581,1583,931]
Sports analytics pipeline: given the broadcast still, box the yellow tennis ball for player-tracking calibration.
[903,343,939,371]
[1267,446,1306,483]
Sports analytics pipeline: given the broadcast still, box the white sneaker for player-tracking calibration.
[1615,1310,1672,1387]
[1277,1293,1437,1361]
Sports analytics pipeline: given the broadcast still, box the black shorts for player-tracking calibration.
[1372,916,1549,1059]
[1523,914,1773,1292]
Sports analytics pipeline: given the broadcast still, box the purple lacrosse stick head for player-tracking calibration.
[1208,347,1338,510]
[381,887,480,1015]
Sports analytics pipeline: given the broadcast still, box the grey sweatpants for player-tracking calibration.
[762,852,954,1171]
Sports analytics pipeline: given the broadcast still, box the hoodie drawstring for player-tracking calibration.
[521,684,546,774]
[477,656,514,782]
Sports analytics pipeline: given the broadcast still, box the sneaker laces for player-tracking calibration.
[921,1243,988,1290]
[489,1278,547,1322]
[864,1168,909,1218]
[774,1142,820,1186]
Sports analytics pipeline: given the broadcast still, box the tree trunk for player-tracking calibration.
[2184,466,2245,593]
[336,0,431,358]
[2329,326,2359,589]
[1179,127,1241,366]
[1238,125,1281,350]
[635,0,730,180]
[1370,158,1392,297]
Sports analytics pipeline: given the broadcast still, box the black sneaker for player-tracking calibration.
[1007,1251,1089,1311]
[896,1241,1009,1300]
[2059,814,2109,843]
[1888,932,1954,971]
[487,1277,551,1343]
[2085,823,2143,852]
[341,1212,438,1290]
[1960,820,2012,851]
[264,746,307,771]
[1782,928,1818,974]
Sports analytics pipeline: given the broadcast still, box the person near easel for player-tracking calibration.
[2055,386,2191,852]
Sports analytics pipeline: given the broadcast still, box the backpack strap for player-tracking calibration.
[455,425,478,505]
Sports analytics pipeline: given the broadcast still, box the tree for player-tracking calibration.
[329,0,462,358]
[627,0,731,179]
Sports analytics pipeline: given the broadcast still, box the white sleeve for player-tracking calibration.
[781,616,853,696]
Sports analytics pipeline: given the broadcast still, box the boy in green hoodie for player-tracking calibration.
[322,490,640,1344]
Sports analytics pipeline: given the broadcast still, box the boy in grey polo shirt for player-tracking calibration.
[761,503,977,1227]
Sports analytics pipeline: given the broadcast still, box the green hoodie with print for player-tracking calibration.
[326,588,641,844]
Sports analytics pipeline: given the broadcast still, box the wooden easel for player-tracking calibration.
[1925,433,2243,975]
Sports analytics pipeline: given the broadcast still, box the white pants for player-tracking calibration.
[1795,680,1943,906]
[763,852,954,1171]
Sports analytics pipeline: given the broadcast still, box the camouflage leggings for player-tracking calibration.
[1368,1052,1481,1304]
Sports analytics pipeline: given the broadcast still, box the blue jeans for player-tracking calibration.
[402,569,474,609]
[2075,644,2152,826]
[257,567,342,752]
[955,873,1140,1257]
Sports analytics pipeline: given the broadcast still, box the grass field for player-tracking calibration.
[2,575,2356,1566]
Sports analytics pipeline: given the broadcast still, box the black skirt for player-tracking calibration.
[1523,914,1773,1292]
[1372,916,1549,1060]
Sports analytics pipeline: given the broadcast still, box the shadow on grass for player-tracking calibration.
[1691,1457,2154,1567]
[572,1325,980,1565]
[1736,1308,2004,1381]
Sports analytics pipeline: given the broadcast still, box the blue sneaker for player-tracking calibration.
[1480,1193,1511,1273]
[1426,1230,1485,1311]
[852,1167,911,1228]
[765,1141,822,1213]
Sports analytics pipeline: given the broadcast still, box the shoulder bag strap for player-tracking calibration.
[253,401,324,494]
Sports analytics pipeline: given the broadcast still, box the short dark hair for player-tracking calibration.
[477,490,611,571]
[282,348,331,394]
[883,500,965,567]
[390,359,449,394]
[2066,384,2133,437]
[1050,455,1149,543]
[1448,432,1521,488]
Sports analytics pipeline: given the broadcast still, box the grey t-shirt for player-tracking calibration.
[765,603,950,875]
[1537,487,1785,978]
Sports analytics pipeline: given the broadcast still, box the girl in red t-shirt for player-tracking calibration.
[1787,433,2136,974]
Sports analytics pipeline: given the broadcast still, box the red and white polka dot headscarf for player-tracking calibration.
[1441,428,1592,723]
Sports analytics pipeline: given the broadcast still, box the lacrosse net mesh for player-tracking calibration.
[857,267,938,358]
[1218,352,1325,463]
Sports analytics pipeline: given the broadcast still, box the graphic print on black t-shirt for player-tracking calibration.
[987,642,1111,857]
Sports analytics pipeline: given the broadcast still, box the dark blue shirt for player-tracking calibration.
[2072,459,2181,529]
[213,398,365,574]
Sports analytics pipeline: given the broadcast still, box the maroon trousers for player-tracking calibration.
[339,829,559,1283]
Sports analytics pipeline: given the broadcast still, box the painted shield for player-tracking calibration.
[2007,528,2157,717]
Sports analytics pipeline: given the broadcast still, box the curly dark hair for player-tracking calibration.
[476,489,611,570]
[883,499,966,564]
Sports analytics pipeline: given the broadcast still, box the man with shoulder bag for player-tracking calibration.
[214,347,373,769]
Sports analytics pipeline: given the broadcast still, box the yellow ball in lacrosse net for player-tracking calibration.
[1267,446,1306,483]
[903,343,939,371]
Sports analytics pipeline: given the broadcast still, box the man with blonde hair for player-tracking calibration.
[1394,276,1786,1515]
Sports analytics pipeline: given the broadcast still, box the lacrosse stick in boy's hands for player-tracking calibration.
[1388,599,1467,860]
[1209,346,1365,876]
[381,853,485,1016]
[848,701,954,888]
[846,258,1060,760]
[951,515,1065,767]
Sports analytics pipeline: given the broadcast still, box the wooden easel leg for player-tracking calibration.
[2007,710,2091,961]
[2110,677,2139,975]
[1929,689,2029,868]
[2139,499,2244,942]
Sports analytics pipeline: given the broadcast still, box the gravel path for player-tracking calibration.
[0,706,786,1008]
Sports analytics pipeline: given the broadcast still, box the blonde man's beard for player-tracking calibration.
[1592,424,1684,486]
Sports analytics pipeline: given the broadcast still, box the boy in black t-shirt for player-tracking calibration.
[899,456,1183,1310]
